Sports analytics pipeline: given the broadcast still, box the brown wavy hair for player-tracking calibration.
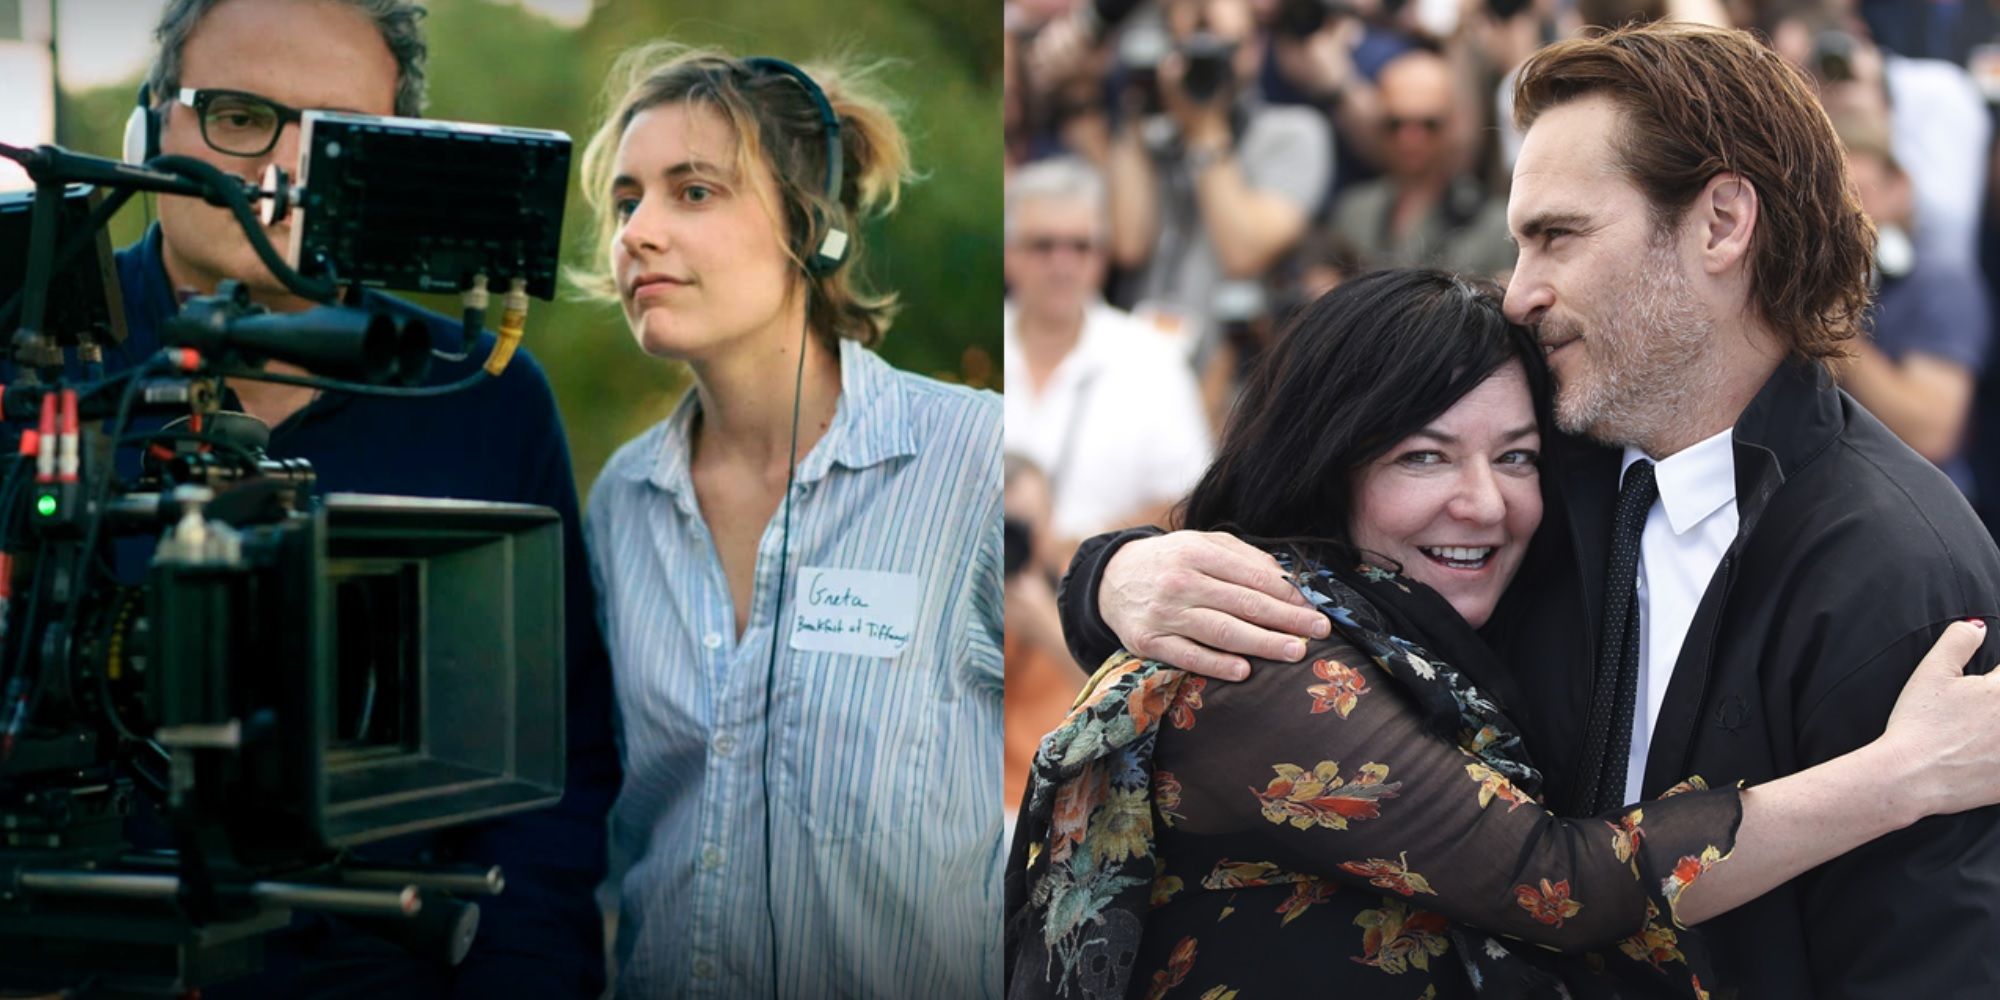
[573,44,913,349]
[1513,21,1873,365]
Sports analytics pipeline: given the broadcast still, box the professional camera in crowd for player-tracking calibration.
[0,113,570,998]
[1116,21,1242,147]
[1812,27,1861,83]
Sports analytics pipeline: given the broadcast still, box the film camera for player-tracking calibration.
[0,113,571,997]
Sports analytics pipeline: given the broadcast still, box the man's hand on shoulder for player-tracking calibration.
[1101,530,1330,681]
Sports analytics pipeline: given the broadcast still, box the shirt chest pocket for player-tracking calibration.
[777,648,942,840]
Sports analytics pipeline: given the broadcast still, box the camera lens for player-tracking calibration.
[1179,33,1237,104]
[1813,29,1857,82]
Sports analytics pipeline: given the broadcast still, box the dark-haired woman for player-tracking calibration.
[1003,270,2000,999]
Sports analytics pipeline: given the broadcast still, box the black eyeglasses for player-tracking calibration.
[175,87,307,158]
[1384,115,1446,135]
[1017,236,1096,256]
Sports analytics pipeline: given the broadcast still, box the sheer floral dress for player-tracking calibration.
[1004,560,1743,1000]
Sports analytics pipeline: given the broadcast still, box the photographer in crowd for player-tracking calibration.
[9,0,619,994]
[1767,1,1990,272]
[1260,0,1403,189]
[1327,46,1513,276]
[1836,115,1992,497]
[1107,0,1332,411]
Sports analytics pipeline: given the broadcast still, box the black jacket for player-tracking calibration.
[1059,362,2000,999]
[1492,361,2000,999]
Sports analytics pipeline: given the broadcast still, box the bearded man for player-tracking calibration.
[1051,21,2000,998]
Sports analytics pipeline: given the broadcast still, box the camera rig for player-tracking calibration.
[0,113,573,998]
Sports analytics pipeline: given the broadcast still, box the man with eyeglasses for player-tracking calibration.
[174,87,309,158]
[1003,156,1211,574]
[1328,48,1514,278]
[65,0,618,997]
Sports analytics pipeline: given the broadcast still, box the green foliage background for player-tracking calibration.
[54,0,1002,495]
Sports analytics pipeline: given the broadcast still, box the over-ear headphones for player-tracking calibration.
[741,55,848,991]
[742,57,848,276]
[123,83,162,167]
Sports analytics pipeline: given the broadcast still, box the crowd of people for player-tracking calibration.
[1002,0,2000,810]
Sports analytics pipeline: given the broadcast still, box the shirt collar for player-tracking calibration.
[1001,300,1114,389]
[128,224,176,352]
[645,337,916,502]
[1622,426,1737,536]
[811,338,916,477]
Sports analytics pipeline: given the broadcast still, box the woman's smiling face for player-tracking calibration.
[1349,361,1543,628]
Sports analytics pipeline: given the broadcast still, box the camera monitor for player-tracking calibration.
[287,113,571,301]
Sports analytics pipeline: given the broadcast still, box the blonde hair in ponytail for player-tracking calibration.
[573,42,914,348]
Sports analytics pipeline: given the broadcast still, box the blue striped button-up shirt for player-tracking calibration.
[587,338,1003,999]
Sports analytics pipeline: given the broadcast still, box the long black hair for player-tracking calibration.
[1178,268,1550,564]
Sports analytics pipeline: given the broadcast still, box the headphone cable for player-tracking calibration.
[760,309,809,995]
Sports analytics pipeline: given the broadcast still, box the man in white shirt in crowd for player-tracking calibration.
[1003,156,1213,570]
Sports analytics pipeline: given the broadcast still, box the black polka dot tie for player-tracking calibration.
[1576,459,1658,814]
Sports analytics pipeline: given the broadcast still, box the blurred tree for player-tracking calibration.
[52,0,1000,494]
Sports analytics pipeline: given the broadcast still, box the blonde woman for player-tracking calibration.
[574,45,1001,998]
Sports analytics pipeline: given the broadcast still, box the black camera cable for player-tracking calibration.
[0,164,502,400]
[116,429,262,469]
[19,357,167,744]
[0,453,35,713]
[206,363,492,399]
[0,552,50,763]
[0,359,158,758]
[143,155,338,305]
[0,149,340,322]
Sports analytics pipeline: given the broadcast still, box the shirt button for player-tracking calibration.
[701,846,724,870]
[702,632,722,650]
[693,957,716,978]
[713,734,736,754]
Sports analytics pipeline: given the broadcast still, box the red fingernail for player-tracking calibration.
[1965,618,1987,628]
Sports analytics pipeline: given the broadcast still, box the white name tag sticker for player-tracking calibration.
[788,567,922,658]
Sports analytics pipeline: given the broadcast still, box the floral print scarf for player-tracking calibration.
[1003,559,1564,998]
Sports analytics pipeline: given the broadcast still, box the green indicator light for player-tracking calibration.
[35,495,57,518]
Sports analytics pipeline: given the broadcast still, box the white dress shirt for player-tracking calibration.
[1003,300,1213,540]
[1621,428,1740,804]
